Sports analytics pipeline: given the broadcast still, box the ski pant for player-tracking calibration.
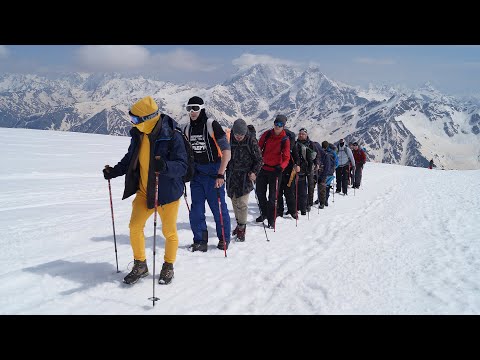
[231,193,249,226]
[297,174,309,212]
[336,164,350,194]
[277,169,297,216]
[129,192,180,264]
[325,175,334,205]
[190,162,231,244]
[354,164,363,188]
[325,185,331,204]
[256,169,281,225]
[307,171,315,208]
[316,175,326,206]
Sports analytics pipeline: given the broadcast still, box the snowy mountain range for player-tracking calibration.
[1,65,479,170]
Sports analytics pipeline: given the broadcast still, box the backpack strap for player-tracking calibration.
[206,118,230,159]
[260,130,272,153]
[183,123,191,140]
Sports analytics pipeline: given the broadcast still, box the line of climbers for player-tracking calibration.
[102,95,367,286]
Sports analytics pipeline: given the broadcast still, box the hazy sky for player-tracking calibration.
[1,45,480,96]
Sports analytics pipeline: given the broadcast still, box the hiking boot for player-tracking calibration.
[236,225,246,242]
[306,205,311,212]
[319,204,325,209]
[232,225,239,236]
[266,223,274,229]
[335,189,341,193]
[158,262,174,285]
[314,199,319,205]
[123,259,149,285]
[290,212,298,220]
[256,215,265,223]
[217,239,229,250]
[325,202,329,207]
[189,241,208,252]
[301,210,306,215]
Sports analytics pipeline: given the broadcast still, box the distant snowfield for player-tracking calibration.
[0,128,479,315]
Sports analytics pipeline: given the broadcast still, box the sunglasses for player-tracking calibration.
[274,121,284,127]
[186,104,205,113]
[129,110,160,125]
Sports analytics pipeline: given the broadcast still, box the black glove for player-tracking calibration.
[103,165,117,180]
[274,165,283,176]
[153,156,166,173]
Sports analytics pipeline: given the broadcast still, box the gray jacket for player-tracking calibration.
[337,145,355,167]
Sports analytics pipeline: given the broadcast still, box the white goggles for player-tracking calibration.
[185,104,205,113]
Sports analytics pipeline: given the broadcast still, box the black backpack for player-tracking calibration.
[167,116,195,183]
[247,124,257,138]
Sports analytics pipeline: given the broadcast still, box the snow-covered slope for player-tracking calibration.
[1,128,479,314]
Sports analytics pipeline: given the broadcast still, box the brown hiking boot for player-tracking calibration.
[123,259,149,285]
[232,225,239,236]
[217,239,230,250]
[236,224,246,242]
[158,262,174,285]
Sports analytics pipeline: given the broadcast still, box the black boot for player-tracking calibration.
[256,215,265,222]
[123,259,149,285]
[158,262,174,285]
[189,241,208,252]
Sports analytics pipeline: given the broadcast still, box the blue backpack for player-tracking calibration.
[327,145,339,170]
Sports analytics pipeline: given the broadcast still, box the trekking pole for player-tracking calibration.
[317,169,320,215]
[295,174,299,227]
[353,167,356,197]
[107,178,120,273]
[183,184,191,212]
[274,176,279,232]
[332,177,335,203]
[148,172,160,306]
[252,181,269,242]
[307,171,310,221]
[216,188,227,257]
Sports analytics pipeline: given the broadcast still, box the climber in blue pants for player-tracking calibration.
[183,96,232,252]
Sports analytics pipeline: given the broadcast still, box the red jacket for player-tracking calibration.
[353,148,367,164]
[258,129,291,172]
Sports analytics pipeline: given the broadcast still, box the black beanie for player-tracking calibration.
[187,96,204,105]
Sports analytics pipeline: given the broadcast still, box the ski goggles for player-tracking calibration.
[185,104,205,113]
[274,121,284,127]
[129,109,160,125]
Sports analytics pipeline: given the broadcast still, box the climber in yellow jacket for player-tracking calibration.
[103,96,188,285]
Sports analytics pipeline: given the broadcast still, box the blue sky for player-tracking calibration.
[1,45,480,96]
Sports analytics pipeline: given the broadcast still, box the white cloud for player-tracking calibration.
[232,53,300,70]
[150,48,218,72]
[74,46,218,73]
[354,57,396,65]
[0,45,9,59]
[75,45,150,71]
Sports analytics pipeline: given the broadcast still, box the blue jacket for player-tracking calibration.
[112,114,188,209]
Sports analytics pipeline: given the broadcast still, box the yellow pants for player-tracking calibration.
[129,192,180,264]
